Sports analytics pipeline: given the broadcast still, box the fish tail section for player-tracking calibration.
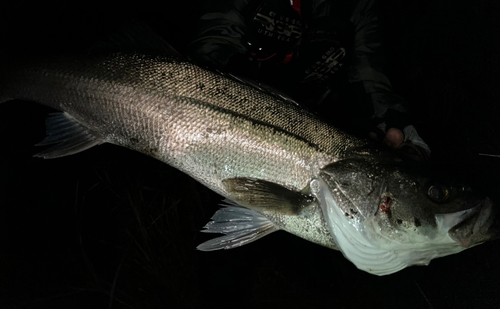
[0,65,13,104]
[197,200,279,251]
[0,97,11,104]
[34,112,104,159]
[0,73,12,104]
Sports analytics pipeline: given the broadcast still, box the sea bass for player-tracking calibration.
[0,52,497,275]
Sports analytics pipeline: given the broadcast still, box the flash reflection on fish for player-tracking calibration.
[0,48,497,275]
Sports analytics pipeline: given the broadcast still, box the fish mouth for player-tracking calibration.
[441,198,498,248]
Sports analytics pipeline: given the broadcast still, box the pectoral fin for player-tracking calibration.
[34,112,103,159]
[222,177,315,215]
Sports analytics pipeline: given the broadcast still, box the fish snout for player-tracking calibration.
[447,198,498,248]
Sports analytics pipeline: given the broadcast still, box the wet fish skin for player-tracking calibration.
[1,52,361,249]
[1,53,361,190]
[1,52,497,275]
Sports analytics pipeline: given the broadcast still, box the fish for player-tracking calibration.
[0,49,497,276]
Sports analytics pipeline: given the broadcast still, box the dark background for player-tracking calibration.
[1,0,500,308]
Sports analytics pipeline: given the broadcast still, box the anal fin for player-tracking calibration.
[197,200,279,251]
[34,112,103,159]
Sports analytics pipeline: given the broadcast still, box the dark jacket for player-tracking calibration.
[188,0,412,134]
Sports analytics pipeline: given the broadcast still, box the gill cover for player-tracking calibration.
[316,155,467,275]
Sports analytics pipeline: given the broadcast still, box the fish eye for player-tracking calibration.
[428,185,450,202]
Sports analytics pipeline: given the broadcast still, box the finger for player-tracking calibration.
[384,128,404,149]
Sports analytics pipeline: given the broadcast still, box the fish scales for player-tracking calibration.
[1,53,363,195]
[1,52,498,275]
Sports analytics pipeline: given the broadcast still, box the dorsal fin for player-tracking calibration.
[87,21,184,59]
[222,72,301,107]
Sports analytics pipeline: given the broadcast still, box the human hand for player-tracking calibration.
[370,125,430,161]
[369,127,405,150]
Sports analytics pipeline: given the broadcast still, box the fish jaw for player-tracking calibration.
[443,198,498,248]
